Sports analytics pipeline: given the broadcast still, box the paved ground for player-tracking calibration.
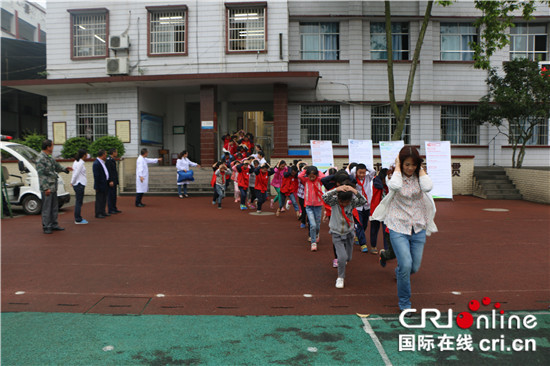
[1,194,549,364]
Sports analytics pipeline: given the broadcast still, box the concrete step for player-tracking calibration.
[485,194,523,200]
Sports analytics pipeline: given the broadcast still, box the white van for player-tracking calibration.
[1,139,70,214]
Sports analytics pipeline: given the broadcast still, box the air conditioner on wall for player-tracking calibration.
[106,57,129,75]
[109,34,130,50]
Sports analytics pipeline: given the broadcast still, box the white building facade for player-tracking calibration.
[6,0,550,167]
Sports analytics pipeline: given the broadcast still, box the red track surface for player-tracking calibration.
[2,195,549,316]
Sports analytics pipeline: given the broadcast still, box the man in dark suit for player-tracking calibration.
[93,149,109,218]
[106,148,121,214]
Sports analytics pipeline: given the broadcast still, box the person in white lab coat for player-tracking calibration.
[176,150,201,198]
[135,148,162,207]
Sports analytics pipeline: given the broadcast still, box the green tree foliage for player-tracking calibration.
[60,137,91,159]
[13,132,47,152]
[89,136,126,157]
[470,59,550,168]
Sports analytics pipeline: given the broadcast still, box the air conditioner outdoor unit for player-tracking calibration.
[539,61,550,70]
[106,57,129,75]
[109,34,130,50]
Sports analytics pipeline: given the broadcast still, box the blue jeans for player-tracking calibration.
[280,193,300,211]
[177,184,188,196]
[390,229,426,310]
[305,205,322,243]
[73,183,85,222]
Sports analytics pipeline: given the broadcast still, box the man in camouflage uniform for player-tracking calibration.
[36,139,72,234]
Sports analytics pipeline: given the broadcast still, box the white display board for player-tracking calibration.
[348,139,374,171]
[310,140,334,172]
[425,141,453,199]
[379,141,405,168]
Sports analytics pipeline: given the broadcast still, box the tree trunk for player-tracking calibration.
[390,0,434,141]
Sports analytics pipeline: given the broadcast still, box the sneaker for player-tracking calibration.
[354,236,360,245]
[184,194,189,197]
[247,203,256,209]
[280,207,286,213]
[218,206,223,210]
[308,237,311,242]
[179,195,184,199]
[335,278,344,289]
[75,219,89,225]
[212,201,216,205]
[332,259,338,268]
[270,199,274,209]
[316,235,320,244]
[361,245,369,253]
[370,248,379,255]
[256,210,262,213]
[240,204,247,210]
[285,200,291,210]
[379,250,387,268]
[311,243,317,252]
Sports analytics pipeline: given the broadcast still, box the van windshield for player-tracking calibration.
[5,144,41,166]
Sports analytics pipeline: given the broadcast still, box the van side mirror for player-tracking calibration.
[18,160,29,173]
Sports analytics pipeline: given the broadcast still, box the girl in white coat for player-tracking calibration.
[176,150,200,198]
[135,148,162,207]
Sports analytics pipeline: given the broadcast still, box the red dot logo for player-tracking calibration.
[482,297,491,306]
[494,302,501,309]
[456,312,474,329]
[469,299,480,311]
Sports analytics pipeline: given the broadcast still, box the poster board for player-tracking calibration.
[379,140,405,168]
[140,112,163,145]
[425,141,453,199]
[348,139,374,171]
[115,120,131,143]
[52,122,66,145]
[310,140,334,172]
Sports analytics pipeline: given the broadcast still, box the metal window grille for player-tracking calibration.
[510,23,548,61]
[371,105,410,143]
[1,10,13,33]
[149,10,186,54]
[300,105,340,144]
[300,22,340,60]
[227,6,265,51]
[440,23,478,61]
[440,105,479,144]
[509,117,549,145]
[370,22,409,60]
[76,104,108,141]
[72,13,107,58]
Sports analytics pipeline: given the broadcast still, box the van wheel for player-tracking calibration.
[22,195,42,215]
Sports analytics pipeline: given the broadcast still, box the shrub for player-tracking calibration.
[15,132,47,152]
[61,137,91,159]
[89,136,126,157]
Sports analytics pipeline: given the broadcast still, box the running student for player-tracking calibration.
[350,163,376,253]
[279,165,300,218]
[296,162,308,229]
[323,184,367,288]
[236,158,253,210]
[270,160,288,209]
[253,162,274,213]
[298,165,325,252]
[214,163,231,209]
[248,159,260,209]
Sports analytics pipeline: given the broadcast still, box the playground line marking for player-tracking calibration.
[361,317,393,366]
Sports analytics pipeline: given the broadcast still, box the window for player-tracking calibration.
[510,23,548,61]
[226,4,266,52]
[76,104,108,141]
[509,117,549,145]
[148,8,187,55]
[71,11,108,58]
[39,30,46,43]
[371,105,410,143]
[300,22,339,60]
[441,105,479,144]
[440,23,478,61]
[300,105,340,144]
[370,22,409,60]
[19,19,36,41]
[1,9,14,34]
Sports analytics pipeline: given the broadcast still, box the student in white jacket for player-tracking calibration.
[176,150,200,198]
[371,146,437,314]
[70,149,88,224]
[135,148,162,207]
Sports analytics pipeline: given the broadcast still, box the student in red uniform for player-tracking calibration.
[253,162,274,213]
[236,157,253,210]
[214,163,231,209]
[279,165,300,218]
[298,165,326,252]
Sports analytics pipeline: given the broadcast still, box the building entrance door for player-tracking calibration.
[186,103,201,163]
[244,111,273,161]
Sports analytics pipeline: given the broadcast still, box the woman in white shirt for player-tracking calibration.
[176,150,200,198]
[70,149,88,224]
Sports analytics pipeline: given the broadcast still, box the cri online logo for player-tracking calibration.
[400,297,537,330]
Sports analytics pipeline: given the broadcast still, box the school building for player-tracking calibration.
[4,0,550,169]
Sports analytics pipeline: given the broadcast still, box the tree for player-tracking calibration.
[89,136,126,157]
[470,59,550,168]
[60,137,91,159]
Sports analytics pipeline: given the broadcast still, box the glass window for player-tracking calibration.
[300,22,339,60]
[76,104,108,141]
[510,23,548,61]
[18,18,36,41]
[370,22,409,60]
[441,105,479,144]
[71,12,107,58]
[1,9,14,33]
[440,23,478,61]
[509,117,549,145]
[149,9,186,54]
[227,5,266,52]
[300,105,340,144]
[371,105,410,143]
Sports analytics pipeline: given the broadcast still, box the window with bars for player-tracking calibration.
[440,23,478,61]
[227,5,266,52]
[300,22,339,60]
[510,23,548,61]
[371,105,410,143]
[509,117,549,145]
[149,9,186,55]
[71,12,107,58]
[1,10,14,34]
[76,104,108,141]
[19,18,36,41]
[300,105,340,144]
[370,22,409,60]
[441,105,479,144]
